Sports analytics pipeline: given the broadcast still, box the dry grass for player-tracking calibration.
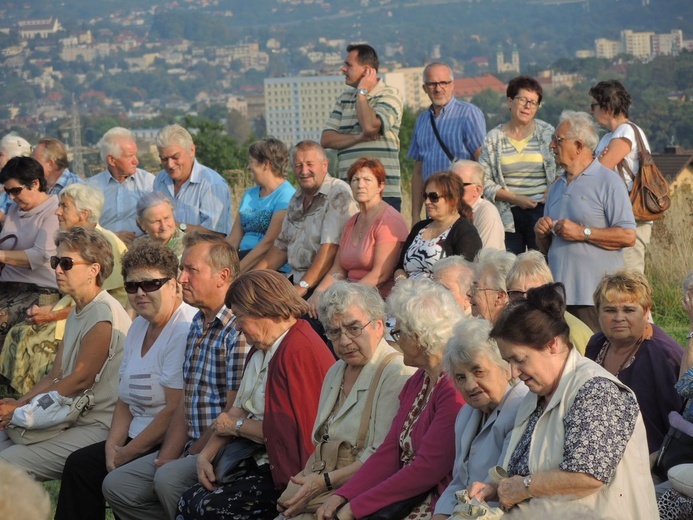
[646,187,693,345]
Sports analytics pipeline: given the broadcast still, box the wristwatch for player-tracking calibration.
[179,222,188,232]
[356,88,368,96]
[686,331,693,340]
[583,226,592,241]
[523,475,533,497]
[299,280,311,290]
[235,417,246,434]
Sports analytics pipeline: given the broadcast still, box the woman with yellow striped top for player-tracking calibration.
[480,76,557,254]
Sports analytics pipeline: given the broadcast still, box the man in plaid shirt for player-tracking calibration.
[104,232,250,519]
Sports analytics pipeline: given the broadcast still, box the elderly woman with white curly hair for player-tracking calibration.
[534,110,636,332]
[276,282,414,519]
[317,279,465,520]
[432,318,529,519]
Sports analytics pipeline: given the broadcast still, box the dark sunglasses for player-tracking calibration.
[50,256,92,271]
[5,185,28,197]
[423,191,444,203]
[124,277,172,294]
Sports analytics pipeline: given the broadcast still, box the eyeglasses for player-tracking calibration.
[50,256,93,271]
[423,191,444,203]
[508,290,527,300]
[590,102,599,111]
[325,320,372,342]
[462,182,475,187]
[124,277,172,294]
[5,185,28,197]
[514,96,540,109]
[424,80,453,89]
[390,328,401,342]
[470,283,500,296]
[551,134,578,145]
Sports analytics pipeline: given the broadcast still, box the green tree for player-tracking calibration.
[183,116,248,178]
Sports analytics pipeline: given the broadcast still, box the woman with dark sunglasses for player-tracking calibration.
[0,156,61,351]
[0,227,132,483]
[54,240,196,520]
[0,183,130,396]
[393,171,481,283]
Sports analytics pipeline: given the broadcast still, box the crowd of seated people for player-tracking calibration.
[0,70,690,520]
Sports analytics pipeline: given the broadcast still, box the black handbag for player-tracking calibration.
[654,426,693,480]
[212,437,263,485]
[359,489,431,520]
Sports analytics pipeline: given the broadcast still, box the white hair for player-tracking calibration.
[318,281,386,327]
[558,110,599,152]
[0,133,32,158]
[443,318,509,375]
[136,191,175,221]
[451,159,483,185]
[155,124,194,151]
[98,127,136,163]
[60,183,104,225]
[474,248,517,292]
[506,250,554,288]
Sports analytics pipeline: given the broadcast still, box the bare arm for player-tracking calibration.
[179,223,226,238]
[113,386,183,468]
[473,146,482,161]
[0,249,31,269]
[227,217,244,250]
[497,469,603,510]
[114,231,137,245]
[105,399,135,471]
[295,243,339,297]
[411,161,424,224]
[320,130,366,151]
[493,188,539,209]
[253,245,288,272]
[357,241,402,288]
[534,216,554,255]
[552,219,635,250]
[597,137,632,171]
[239,210,288,273]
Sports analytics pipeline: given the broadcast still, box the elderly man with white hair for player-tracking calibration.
[153,124,232,237]
[432,255,475,315]
[467,248,516,323]
[535,110,636,332]
[0,183,129,394]
[0,133,32,225]
[87,127,155,244]
[451,159,505,250]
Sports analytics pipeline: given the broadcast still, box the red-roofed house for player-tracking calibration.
[453,74,506,100]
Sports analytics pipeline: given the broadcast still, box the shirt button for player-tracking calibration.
[264,438,268,443]
[270,465,275,470]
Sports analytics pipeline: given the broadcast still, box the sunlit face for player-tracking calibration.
[53,244,98,295]
[451,354,510,414]
[341,50,367,88]
[454,167,482,206]
[56,195,87,229]
[327,304,382,367]
[31,144,52,177]
[125,267,176,322]
[508,88,540,125]
[395,322,426,369]
[423,64,455,108]
[598,296,649,346]
[231,308,277,350]
[109,139,139,180]
[178,243,222,309]
[247,156,268,184]
[549,121,578,169]
[293,148,328,195]
[434,267,473,314]
[497,338,560,398]
[139,202,176,244]
[350,167,383,204]
[3,178,41,211]
[469,272,507,322]
[158,144,195,185]
[590,98,609,127]
[424,181,457,221]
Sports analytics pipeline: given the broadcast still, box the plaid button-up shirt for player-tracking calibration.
[183,305,249,441]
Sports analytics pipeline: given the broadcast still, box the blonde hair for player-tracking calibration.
[0,461,51,520]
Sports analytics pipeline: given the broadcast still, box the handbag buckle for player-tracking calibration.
[311,460,326,472]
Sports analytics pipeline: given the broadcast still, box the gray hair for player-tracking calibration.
[59,183,104,226]
[97,127,135,163]
[558,110,599,152]
[506,250,553,288]
[290,140,327,164]
[318,281,386,327]
[0,133,31,158]
[682,271,693,294]
[423,62,454,82]
[451,159,483,185]
[136,191,176,221]
[475,248,517,292]
[432,256,475,292]
[155,124,194,151]
[443,318,509,375]
[387,278,462,356]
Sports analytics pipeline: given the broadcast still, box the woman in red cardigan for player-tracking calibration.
[317,278,466,520]
[177,270,335,520]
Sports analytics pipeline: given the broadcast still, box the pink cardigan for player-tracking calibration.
[337,369,464,517]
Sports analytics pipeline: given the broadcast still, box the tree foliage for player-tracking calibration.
[183,116,251,179]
